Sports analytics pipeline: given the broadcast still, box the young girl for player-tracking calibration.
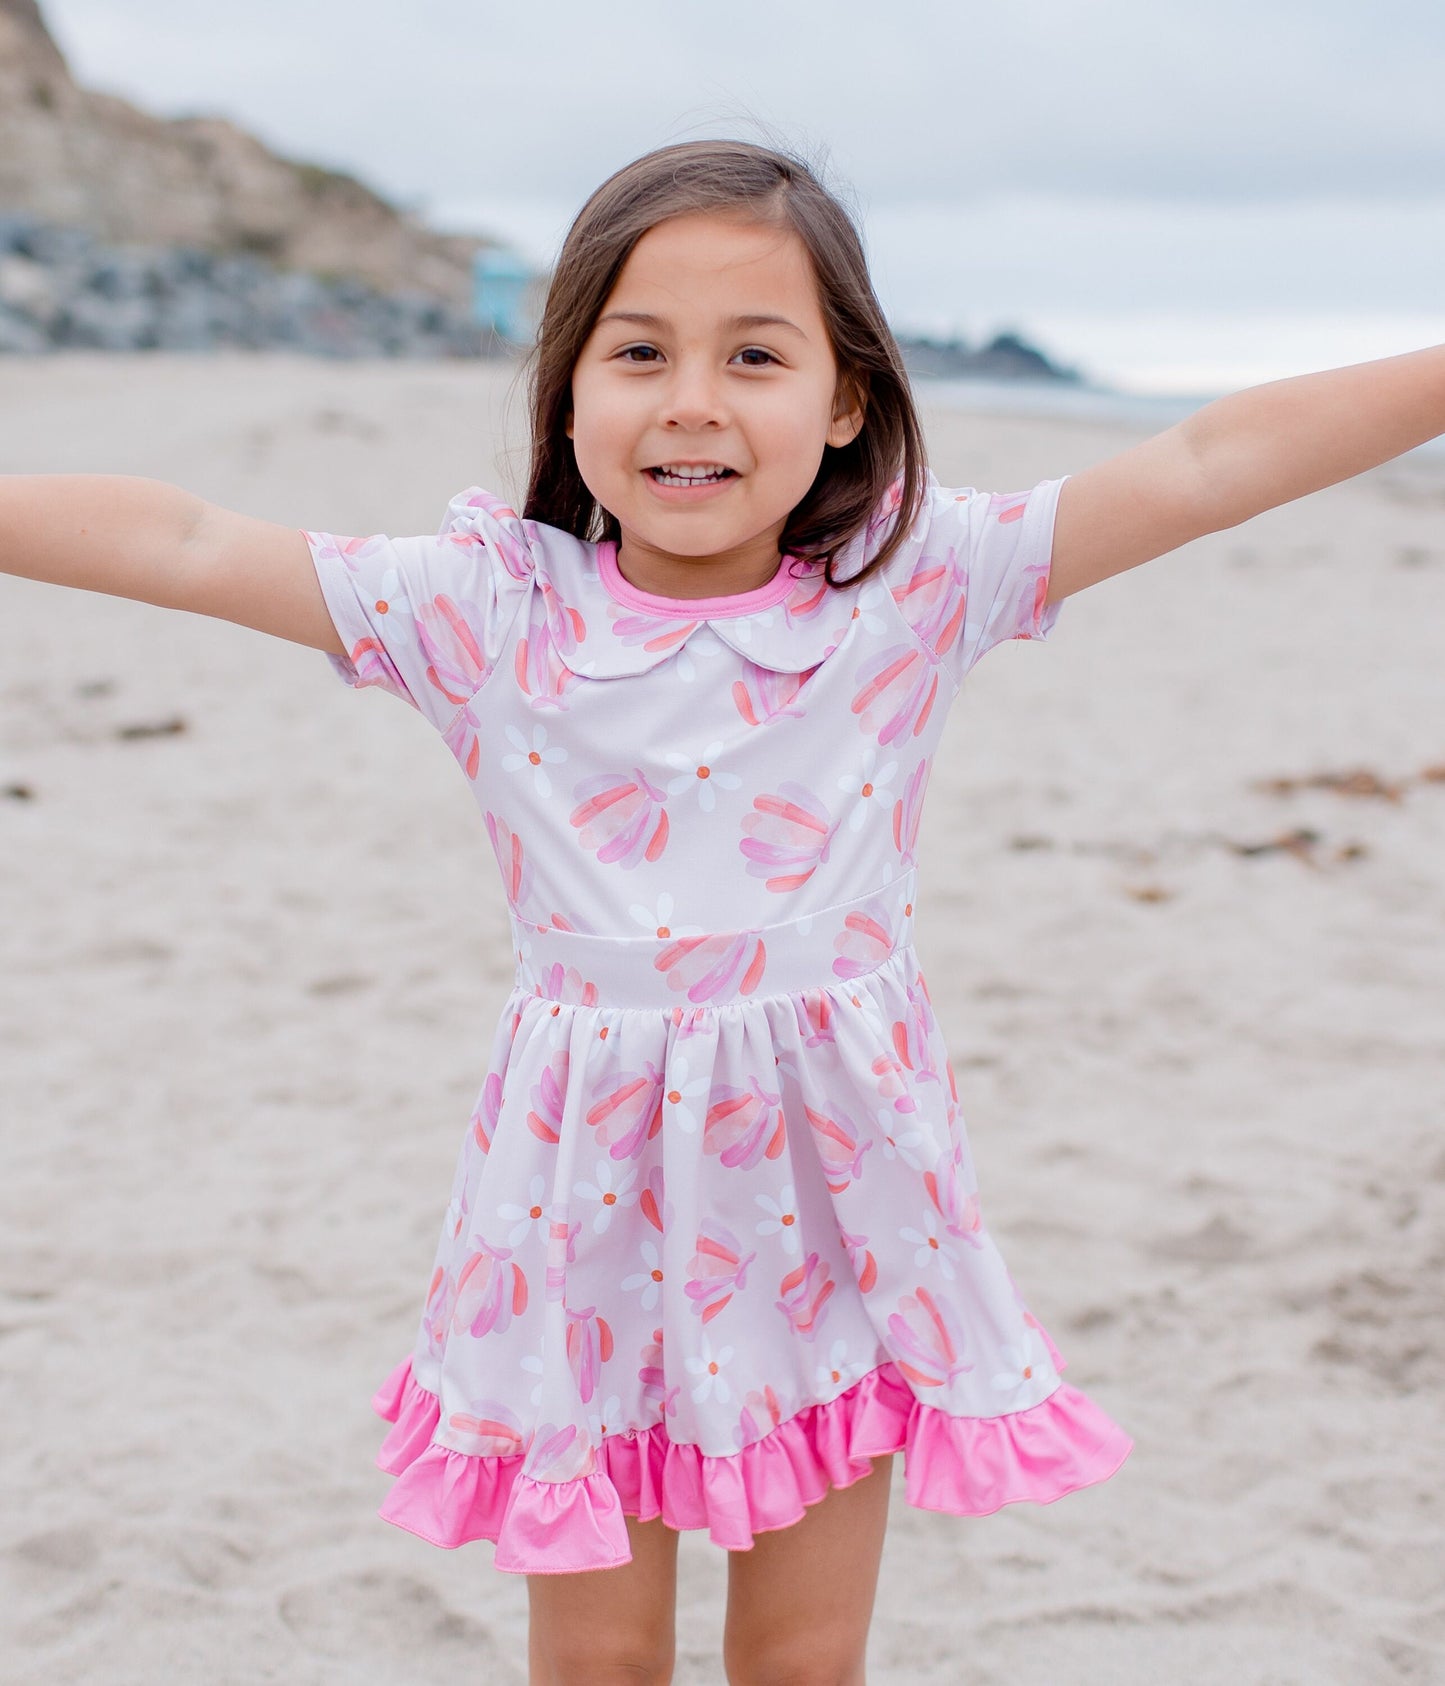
[5,138,1442,1685]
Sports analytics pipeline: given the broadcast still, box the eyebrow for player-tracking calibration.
[594,310,808,339]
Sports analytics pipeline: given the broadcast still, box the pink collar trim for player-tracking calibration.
[597,540,805,619]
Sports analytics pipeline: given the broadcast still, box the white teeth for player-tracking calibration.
[651,464,733,484]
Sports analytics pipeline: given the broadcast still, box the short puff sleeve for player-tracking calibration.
[303,488,534,733]
[885,472,1068,687]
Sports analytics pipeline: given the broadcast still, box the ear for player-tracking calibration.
[826,377,867,450]
[564,411,574,439]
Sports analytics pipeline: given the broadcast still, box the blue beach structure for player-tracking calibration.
[473,247,539,346]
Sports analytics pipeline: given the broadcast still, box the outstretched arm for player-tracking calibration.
[1045,343,1445,605]
[0,474,345,655]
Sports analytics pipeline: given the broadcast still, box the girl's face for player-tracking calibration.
[567,211,865,593]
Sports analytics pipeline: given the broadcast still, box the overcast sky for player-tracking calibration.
[38,0,1445,391]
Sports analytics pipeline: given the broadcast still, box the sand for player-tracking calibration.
[1,353,1442,1686]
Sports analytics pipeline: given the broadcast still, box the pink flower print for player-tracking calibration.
[815,1339,874,1395]
[539,574,586,655]
[452,1240,528,1338]
[776,1250,835,1341]
[421,1264,456,1359]
[686,1335,735,1404]
[804,1102,873,1194]
[639,1325,681,1420]
[754,1183,802,1255]
[664,742,742,813]
[685,1220,757,1325]
[740,782,835,893]
[850,643,939,746]
[443,504,530,582]
[890,548,966,657]
[445,1398,526,1458]
[837,1224,879,1293]
[573,1156,641,1233]
[990,490,1028,524]
[513,593,581,711]
[532,963,600,1007]
[629,891,703,941]
[570,769,670,868]
[527,1050,570,1145]
[416,591,491,710]
[793,989,837,1048]
[890,982,940,1087]
[639,1163,667,1234]
[471,1070,503,1153]
[608,605,700,655]
[565,1303,615,1404]
[524,1420,594,1482]
[655,930,767,1004]
[343,632,407,698]
[837,747,897,832]
[545,1213,581,1301]
[484,810,533,911]
[924,1152,985,1250]
[501,722,567,796]
[892,759,930,864]
[496,1172,557,1248]
[833,910,896,981]
[870,1045,910,1112]
[443,697,483,779]
[585,1058,665,1161]
[621,1236,666,1312]
[704,1076,786,1169]
[659,1053,710,1134]
[899,1209,962,1281]
[887,1285,975,1390]
[731,663,808,727]
[733,1383,786,1450]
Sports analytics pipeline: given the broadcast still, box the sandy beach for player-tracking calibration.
[2,353,1442,1685]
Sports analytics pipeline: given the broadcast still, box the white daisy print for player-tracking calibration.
[755,1184,803,1256]
[629,891,704,940]
[874,1107,935,1172]
[838,748,898,831]
[621,1237,666,1311]
[574,1157,641,1233]
[663,742,742,812]
[501,723,567,797]
[519,1349,547,1408]
[686,1336,735,1404]
[660,1055,710,1135]
[851,581,892,636]
[991,1338,1049,1407]
[586,1392,627,1441]
[899,1208,962,1280]
[815,1338,874,1395]
[496,1173,556,1248]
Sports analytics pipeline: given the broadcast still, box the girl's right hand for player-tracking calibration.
[0,473,345,656]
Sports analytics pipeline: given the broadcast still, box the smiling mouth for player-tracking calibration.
[646,465,738,486]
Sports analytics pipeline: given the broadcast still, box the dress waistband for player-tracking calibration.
[508,870,919,1011]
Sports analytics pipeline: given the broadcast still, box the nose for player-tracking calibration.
[658,354,729,433]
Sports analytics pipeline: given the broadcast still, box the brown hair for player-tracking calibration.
[521,138,927,588]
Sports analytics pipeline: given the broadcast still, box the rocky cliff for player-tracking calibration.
[0,0,485,306]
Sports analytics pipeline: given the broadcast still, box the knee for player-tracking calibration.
[531,1637,675,1686]
[724,1640,865,1686]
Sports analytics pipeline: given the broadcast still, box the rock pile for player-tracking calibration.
[0,214,509,357]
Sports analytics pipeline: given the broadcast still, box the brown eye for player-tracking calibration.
[733,347,777,367]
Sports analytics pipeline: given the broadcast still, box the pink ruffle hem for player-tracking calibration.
[369,1351,1132,1575]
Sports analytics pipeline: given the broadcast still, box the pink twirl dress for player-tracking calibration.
[304,469,1131,1575]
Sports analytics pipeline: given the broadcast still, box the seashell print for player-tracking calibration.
[740,781,835,892]
[833,910,896,980]
[566,1303,615,1403]
[731,663,809,727]
[570,769,670,869]
[804,1101,874,1193]
[892,759,930,864]
[585,1058,665,1161]
[452,1240,528,1338]
[484,810,533,912]
[850,643,939,746]
[775,1250,835,1340]
[703,1076,787,1168]
[685,1220,757,1325]
[655,930,767,1004]
[445,1399,527,1458]
[526,1049,571,1145]
[886,1284,974,1389]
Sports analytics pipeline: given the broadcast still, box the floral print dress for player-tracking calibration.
[304,468,1131,1575]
